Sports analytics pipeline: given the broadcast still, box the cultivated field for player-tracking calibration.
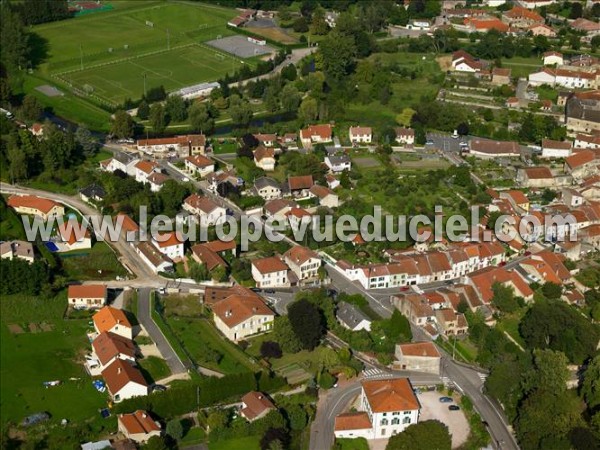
[32,2,251,105]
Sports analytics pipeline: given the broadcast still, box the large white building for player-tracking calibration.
[334,378,420,440]
[212,294,275,342]
[251,257,290,288]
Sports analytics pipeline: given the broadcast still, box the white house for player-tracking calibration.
[575,133,600,149]
[152,232,185,260]
[7,195,64,221]
[336,301,372,331]
[93,306,133,340]
[555,68,598,90]
[212,294,275,342]
[541,139,573,158]
[543,51,564,66]
[254,146,276,171]
[99,153,139,176]
[325,154,352,173]
[136,241,174,274]
[253,133,277,147]
[117,410,162,444]
[68,284,107,310]
[394,342,441,375]
[56,219,92,252]
[136,134,206,155]
[349,126,372,144]
[146,172,169,193]
[240,391,276,422]
[91,331,136,373]
[334,378,420,440]
[252,256,290,288]
[299,124,333,148]
[251,177,282,201]
[283,245,321,284]
[309,185,339,208]
[101,359,148,403]
[185,155,215,177]
[395,128,415,146]
[528,68,556,87]
[183,194,227,226]
[134,160,161,184]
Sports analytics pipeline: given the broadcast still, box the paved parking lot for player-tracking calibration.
[417,391,469,448]
[206,35,275,58]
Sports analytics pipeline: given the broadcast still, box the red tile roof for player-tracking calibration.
[92,331,136,366]
[397,342,440,358]
[154,231,185,248]
[134,160,158,174]
[253,256,288,274]
[288,175,314,191]
[57,220,91,245]
[240,391,276,421]
[101,359,147,395]
[93,306,132,333]
[68,284,107,299]
[118,410,161,435]
[566,150,595,170]
[185,155,213,168]
[284,245,319,265]
[184,194,221,213]
[7,195,61,215]
[254,146,275,162]
[212,295,274,327]
[300,124,332,141]
[361,378,420,413]
[334,412,372,431]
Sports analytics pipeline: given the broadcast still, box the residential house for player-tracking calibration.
[463,18,509,33]
[565,150,600,179]
[146,172,169,193]
[251,257,290,288]
[502,6,544,28]
[395,128,415,146]
[183,194,227,226]
[185,155,215,177]
[500,190,530,213]
[283,245,321,285]
[136,134,206,155]
[0,240,34,263]
[562,188,585,207]
[101,359,148,402]
[116,214,139,242]
[528,68,557,87]
[393,294,435,326]
[254,146,276,171]
[253,133,277,147]
[335,378,420,440]
[541,139,573,158]
[190,243,227,272]
[282,132,298,147]
[152,232,185,260]
[565,91,600,134]
[451,50,485,72]
[134,160,160,184]
[288,175,314,197]
[516,167,557,188]
[207,170,241,196]
[570,17,600,41]
[529,23,556,36]
[349,126,373,144]
[99,152,139,177]
[325,154,352,173]
[575,133,600,149]
[117,411,161,444]
[240,391,276,422]
[435,309,468,336]
[543,51,564,66]
[468,139,521,158]
[136,241,174,274]
[286,207,313,230]
[309,185,339,208]
[491,68,511,85]
[80,184,106,203]
[68,284,107,310]
[57,219,92,252]
[326,174,340,190]
[394,342,441,375]
[555,69,598,90]
[336,301,372,331]
[7,195,64,221]
[93,306,133,340]
[264,199,298,221]
[212,294,275,342]
[506,97,520,108]
[30,122,44,137]
[91,331,136,372]
[467,267,534,304]
[251,177,281,201]
[299,124,333,148]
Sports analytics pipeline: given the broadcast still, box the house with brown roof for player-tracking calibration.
[118,410,161,444]
[491,67,512,86]
[136,134,206,155]
[263,199,298,221]
[451,50,485,72]
[394,127,415,146]
[56,219,92,252]
[152,231,185,260]
[393,294,435,326]
[251,257,290,288]
[468,139,521,158]
[516,166,558,188]
[283,245,321,285]
[309,185,339,208]
[435,309,468,336]
[299,124,333,148]
[467,267,533,304]
[146,172,169,193]
[93,306,133,339]
[334,412,373,440]
[183,194,226,226]
[287,175,314,197]
[500,190,530,213]
[570,17,600,41]
[190,243,227,272]
[463,18,509,33]
[136,241,174,274]
[543,51,563,66]
[253,146,276,171]
[212,295,275,341]
[0,240,34,263]
[349,126,372,144]
[529,23,556,37]
[185,155,215,177]
[394,342,441,375]
[253,133,277,147]
[7,195,64,221]
[91,331,136,373]
[541,139,573,159]
[68,284,107,310]
[565,150,600,179]
[502,6,543,28]
[134,160,160,184]
[240,391,276,422]
[101,359,148,402]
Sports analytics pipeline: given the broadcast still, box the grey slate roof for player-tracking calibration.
[335,301,371,330]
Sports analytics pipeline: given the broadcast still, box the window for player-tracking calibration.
[392,418,400,425]
[380,419,388,426]
[403,417,411,424]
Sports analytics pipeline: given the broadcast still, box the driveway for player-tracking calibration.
[417,391,469,448]
[137,288,187,375]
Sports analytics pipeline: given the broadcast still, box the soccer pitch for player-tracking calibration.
[33,2,253,105]
[58,45,243,105]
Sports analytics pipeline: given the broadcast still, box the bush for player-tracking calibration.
[319,371,336,389]
[260,341,283,359]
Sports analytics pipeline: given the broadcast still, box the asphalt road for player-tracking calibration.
[137,288,187,375]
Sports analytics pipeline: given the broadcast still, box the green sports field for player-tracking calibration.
[32,1,252,105]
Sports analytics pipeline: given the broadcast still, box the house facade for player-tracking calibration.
[349,126,373,144]
[7,195,64,221]
[212,295,275,342]
[68,284,107,310]
[251,257,290,288]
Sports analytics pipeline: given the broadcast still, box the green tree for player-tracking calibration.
[166,419,184,440]
[165,94,187,122]
[582,354,600,411]
[287,298,325,350]
[137,100,150,120]
[142,436,168,450]
[298,97,318,123]
[273,316,302,353]
[541,282,562,299]
[280,84,301,113]
[207,410,228,432]
[150,103,167,133]
[0,3,28,73]
[75,126,99,157]
[286,404,307,431]
[229,99,253,126]
[188,102,215,134]
[311,7,329,35]
[491,283,520,313]
[386,420,451,450]
[110,110,135,139]
[318,30,357,80]
[20,94,43,122]
[210,265,228,282]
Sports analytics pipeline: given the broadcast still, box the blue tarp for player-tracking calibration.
[44,242,59,252]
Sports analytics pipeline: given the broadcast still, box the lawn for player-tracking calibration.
[59,241,128,281]
[165,316,260,374]
[335,438,370,450]
[496,310,527,350]
[210,435,261,450]
[0,293,108,432]
[502,56,542,78]
[267,346,340,382]
[137,355,171,384]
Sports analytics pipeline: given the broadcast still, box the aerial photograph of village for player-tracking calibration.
[0,0,599,449]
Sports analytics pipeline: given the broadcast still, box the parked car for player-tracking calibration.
[439,396,453,403]
[250,287,262,293]
[152,384,167,392]
[263,289,275,294]
[449,405,460,411]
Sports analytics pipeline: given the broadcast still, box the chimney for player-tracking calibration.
[117,367,122,374]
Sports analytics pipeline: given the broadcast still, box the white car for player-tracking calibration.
[181,177,189,182]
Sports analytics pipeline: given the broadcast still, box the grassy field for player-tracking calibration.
[210,435,261,450]
[137,355,171,383]
[335,438,370,450]
[502,56,542,78]
[29,1,253,107]
[59,241,128,281]
[0,293,109,433]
